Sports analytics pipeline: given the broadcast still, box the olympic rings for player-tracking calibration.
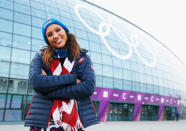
[75,4,157,67]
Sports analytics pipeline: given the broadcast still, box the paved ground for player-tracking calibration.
[0,120,186,131]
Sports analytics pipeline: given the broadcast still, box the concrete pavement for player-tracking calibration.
[0,120,186,131]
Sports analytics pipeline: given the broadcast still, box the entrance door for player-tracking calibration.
[140,105,159,120]
[164,106,176,120]
[107,102,134,121]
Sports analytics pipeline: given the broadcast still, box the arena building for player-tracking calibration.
[0,0,186,122]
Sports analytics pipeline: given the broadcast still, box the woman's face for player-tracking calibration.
[46,24,67,49]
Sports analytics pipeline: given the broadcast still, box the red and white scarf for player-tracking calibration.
[49,57,83,131]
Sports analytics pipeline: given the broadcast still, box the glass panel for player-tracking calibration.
[0,62,10,77]
[31,1,45,10]
[18,79,28,94]
[27,83,34,95]
[103,77,113,89]
[31,8,46,19]
[113,68,122,79]
[112,57,122,68]
[123,69,131,80]
[0,46,11,61]
[94,63,102,75]
[89,42,101,53]
[4,110,22,121]
[13,22,31,37]
[103,65,113,77]
[11,95,22,108]
[32,17,45,28]
[0,32,12,47]
[90,52,101,64]
[0,94,6,108]
[8,79,28,94]
[31,39,45,51]
[15,0,29,6]
[131,71,140,82]
[14,12,31,25]
[14,3,30,15]
[13,34,31,50]
[101,45,112,56]
[10,63,29,79]
[0,8,13,20]
[6,95,11,108]
[96,76,102,87]
[32,27,43,39]
[140,83,147,93]
[102,54,112,66]
[114,78,122,90]
[0,110,4,121]
[75,29,87,39]
[0,0,13,10]
[131,81,139,92]
[123,80,131,91]
[78,38,89,50]
[0,19,13,33]
[31,51,37,60]
[11,48,30,64]
[0,77,8,93]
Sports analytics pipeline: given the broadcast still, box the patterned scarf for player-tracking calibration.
[49,57,83,131]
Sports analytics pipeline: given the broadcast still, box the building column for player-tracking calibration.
[132,102,142,121]
[158,104,164,120]
[98,100,109,122]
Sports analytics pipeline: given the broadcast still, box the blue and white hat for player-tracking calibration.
[42,18,69,45]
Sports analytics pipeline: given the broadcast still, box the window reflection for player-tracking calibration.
[13,34,31,50]
[0,46,11,61]
[11,48,30,64]
[14,3,30,15]
[5,110,22,121]
[0,32,12,47]
[0,8,13,20]
[0,19,13,33]
[11,95,22,108]
[114,79,122,90]
[14,12,31,25]
[103,77,113,89]
[31,39,45,51]
[103,65,113,77]
[0,94,6,108]
[13,22,31,37]
[10,63,29,79]
[0,77,8,93]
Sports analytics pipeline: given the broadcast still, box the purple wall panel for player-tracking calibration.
[91,87,180,121]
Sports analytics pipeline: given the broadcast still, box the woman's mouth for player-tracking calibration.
[55,38,62,44]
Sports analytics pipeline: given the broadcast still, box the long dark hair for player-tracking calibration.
[42,32,81,67]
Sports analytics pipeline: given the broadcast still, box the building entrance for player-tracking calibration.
[140,105,159,120]
[107,102,134,121]
[163,106,176,120]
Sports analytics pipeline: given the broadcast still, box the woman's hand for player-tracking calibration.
[77,79,81,83]
[41,69,47,75]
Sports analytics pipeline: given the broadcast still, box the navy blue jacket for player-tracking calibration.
[24,49,100,128]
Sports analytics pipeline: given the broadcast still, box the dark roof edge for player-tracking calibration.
[81,0,186,68]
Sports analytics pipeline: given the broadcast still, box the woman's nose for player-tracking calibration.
[53,32,58,39]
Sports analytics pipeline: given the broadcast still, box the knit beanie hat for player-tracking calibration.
[42,18,70,45]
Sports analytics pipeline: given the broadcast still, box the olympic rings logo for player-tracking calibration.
[75,4,159,67]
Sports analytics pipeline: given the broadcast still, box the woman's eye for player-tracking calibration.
[56,28,61,32]
[47,33,52,37]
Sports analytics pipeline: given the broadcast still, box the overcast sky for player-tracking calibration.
[87,0,186,66]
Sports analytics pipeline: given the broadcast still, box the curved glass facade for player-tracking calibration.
[0,0,186,122]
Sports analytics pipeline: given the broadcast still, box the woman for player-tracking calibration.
[25,18,99,131]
